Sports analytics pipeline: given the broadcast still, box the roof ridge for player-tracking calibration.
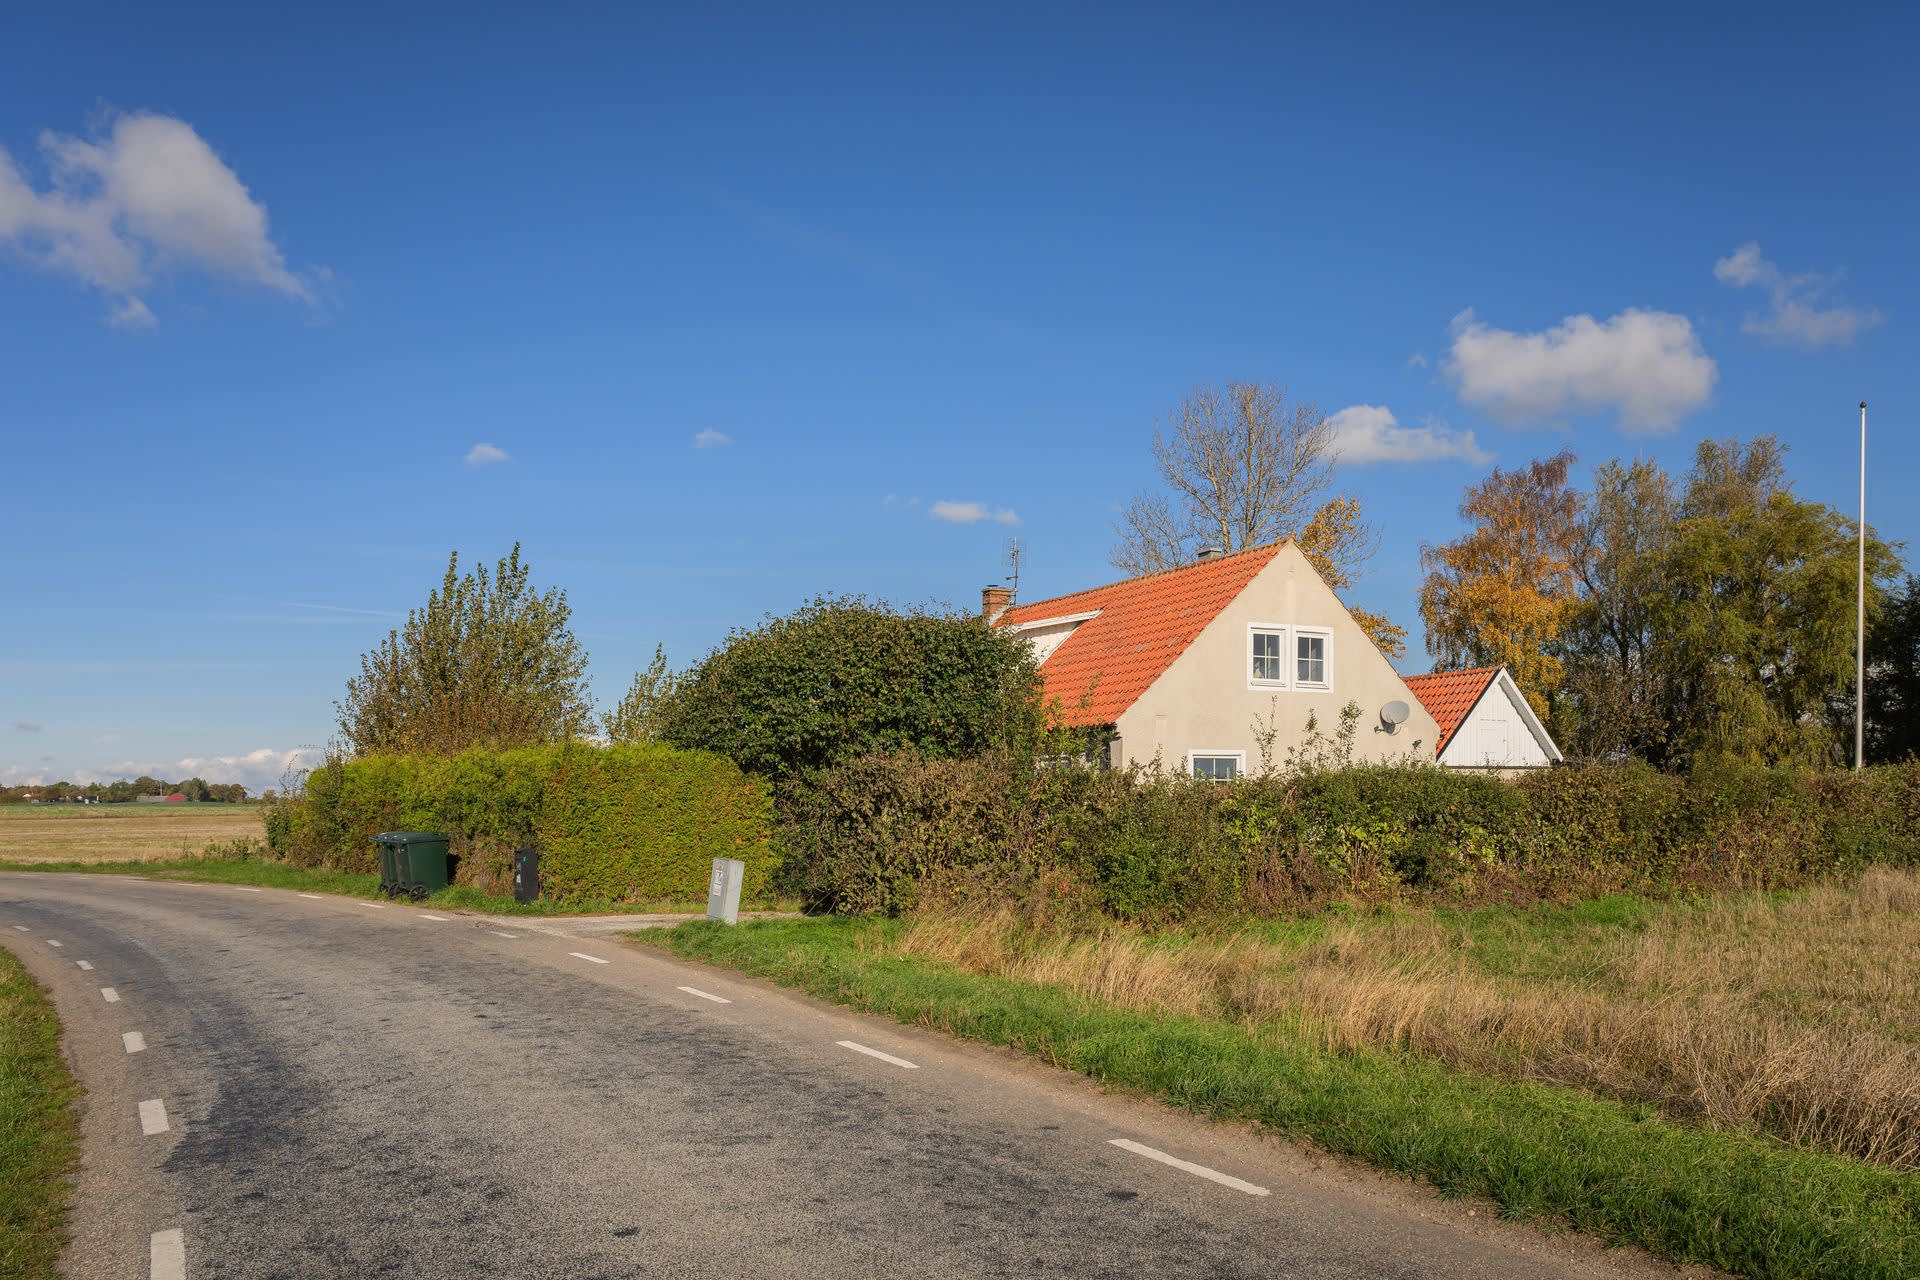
[1003,539,1290,616]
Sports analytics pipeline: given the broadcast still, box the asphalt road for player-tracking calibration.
[0,874,1691,1280]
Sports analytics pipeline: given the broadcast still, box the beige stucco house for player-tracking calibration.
[988,541,1440,777]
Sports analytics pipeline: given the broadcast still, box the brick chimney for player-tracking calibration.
[981,584,1013,621]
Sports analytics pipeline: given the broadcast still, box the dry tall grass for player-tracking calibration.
[880,869,1920,1169]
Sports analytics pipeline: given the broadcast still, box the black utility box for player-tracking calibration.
[513,847,540,905]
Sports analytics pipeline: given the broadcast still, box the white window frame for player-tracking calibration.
[1293,625,1334,692]
[1186,749,1247,782]
[1248,622,1290,690]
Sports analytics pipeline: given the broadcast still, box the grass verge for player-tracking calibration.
[0,945,82,1280]
[648,916,1920,1280]
[0,855,783,917]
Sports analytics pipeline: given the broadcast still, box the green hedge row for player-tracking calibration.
[267,744,779,904]
[780,756,1920,919]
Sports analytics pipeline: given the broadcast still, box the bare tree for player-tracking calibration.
[1111,383,1403,654]
[1111,384,1336,574]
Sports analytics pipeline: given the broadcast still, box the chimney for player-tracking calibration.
[1195,546,1224,563]
[981,583,1013,621]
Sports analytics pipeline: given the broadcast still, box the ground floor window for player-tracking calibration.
[1188,751,1243,781]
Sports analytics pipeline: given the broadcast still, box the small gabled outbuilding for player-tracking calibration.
[1401,666,1562,772]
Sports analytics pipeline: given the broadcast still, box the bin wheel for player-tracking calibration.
[410,884,429,902]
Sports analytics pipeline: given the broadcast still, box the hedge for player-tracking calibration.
[266,743,778,904]
[779,755,1920,919]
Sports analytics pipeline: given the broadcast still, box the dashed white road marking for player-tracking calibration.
[124,1031,147,1054]
[150,1227,185,1280]
[837,1040,919,1069]
[421,914,449,922]
[231,887,263,893]
[101,987,121,1003]
[677,985,732,1004]
[1108,1139,1270,1196]
[569,952,610,965]
[11,925,27,932]
[488,930,518,938]
[356,901,387,910]
[298,894,324,900]
[45,939,62,947]
[76,960,93,971]
[139,1098,171,1135]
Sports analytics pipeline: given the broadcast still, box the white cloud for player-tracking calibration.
[930,500,1019,525]
[1714,241,1882,349]
[692,428,733,448]
[1326,404,1491,465]
[0,111,312,324]
[102,746,326,793]
[1446,307,1717,433]
[465,442,509,467]
[1405,352,1429,370]
[106,295,155,330]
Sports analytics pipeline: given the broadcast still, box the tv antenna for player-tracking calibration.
[1004,538,1025,603]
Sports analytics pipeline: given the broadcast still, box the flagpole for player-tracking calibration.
[1856,400,1867,770]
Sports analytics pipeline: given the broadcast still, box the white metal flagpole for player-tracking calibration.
[1856,400,1867,770]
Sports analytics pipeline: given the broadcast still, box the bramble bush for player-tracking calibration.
[779,754,1920,921]
[266,743,778,904]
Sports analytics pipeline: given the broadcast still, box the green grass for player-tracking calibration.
[0,945,82,1280]
[0,854,781,917]
[648,916,1920,1280]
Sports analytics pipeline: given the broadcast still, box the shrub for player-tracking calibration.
[268,743,777,904]
[782,755,1920,921]
[660,596,1045,778]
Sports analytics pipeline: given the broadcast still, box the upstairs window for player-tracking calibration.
[1249,624,1333,692]
[1295,629,1330,690]
[1250,627,1285,685]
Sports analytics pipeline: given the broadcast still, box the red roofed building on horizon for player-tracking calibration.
[988,542,1441,778]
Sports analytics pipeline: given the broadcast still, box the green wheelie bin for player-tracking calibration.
[372,831,451,901]
[375,836,404,897]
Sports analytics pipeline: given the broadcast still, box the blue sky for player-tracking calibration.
[3,3,1913,789]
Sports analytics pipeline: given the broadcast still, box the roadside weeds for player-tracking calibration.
[0,943,83,1280]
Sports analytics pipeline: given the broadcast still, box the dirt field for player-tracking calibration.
[0,804,266,862]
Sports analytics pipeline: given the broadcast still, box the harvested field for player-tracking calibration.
[0,804,265,862]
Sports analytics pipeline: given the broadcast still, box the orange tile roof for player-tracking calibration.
[1400,666,1501,754]
[995,543,1285,727]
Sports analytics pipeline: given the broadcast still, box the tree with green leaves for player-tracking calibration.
[659,596,1043,778]
[336,544,593,755]
[1556,437,1900,767]
[1652,437,1899,765]
[1558,458,1680,763]
[603,645,680,744]
[1854,574,1920,763]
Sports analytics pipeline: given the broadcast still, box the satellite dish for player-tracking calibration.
[1380,700,1411,733]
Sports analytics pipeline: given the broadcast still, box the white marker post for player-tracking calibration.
[707,857,745,925]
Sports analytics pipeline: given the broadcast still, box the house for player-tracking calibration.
[1401,666,1562,772]
[988,541,1440,777]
